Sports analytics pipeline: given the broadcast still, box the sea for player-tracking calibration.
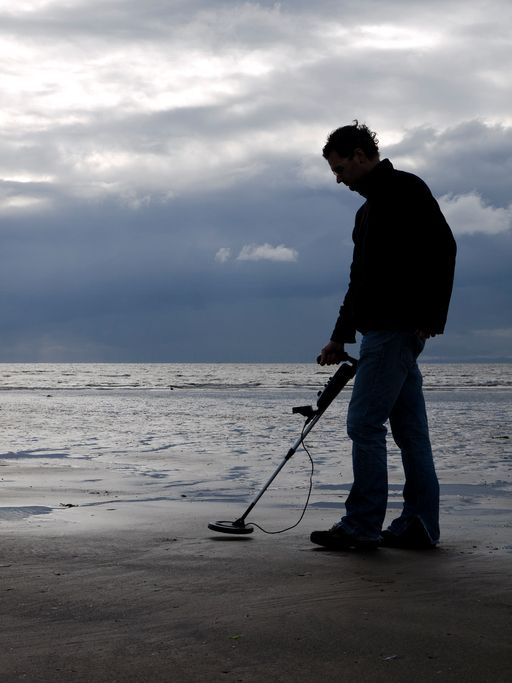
[0,362,511,528]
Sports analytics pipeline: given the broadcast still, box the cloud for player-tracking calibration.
[215,243,300,264]
[388,121,512,206]
[2,2,512,210]
[0,0,511,360]
[236,243,298,262]
[439,193,512,235]
[214,247,231,263]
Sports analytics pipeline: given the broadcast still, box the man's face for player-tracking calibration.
[327,149,368,191]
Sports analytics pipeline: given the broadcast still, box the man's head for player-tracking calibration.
[323,121,380,191]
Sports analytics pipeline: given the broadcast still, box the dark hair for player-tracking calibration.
[322,120,379,160]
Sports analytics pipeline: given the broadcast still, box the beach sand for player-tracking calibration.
[1,496,511,683]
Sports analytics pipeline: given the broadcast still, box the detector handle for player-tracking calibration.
[315,356,357,414]
[292,355,357,419]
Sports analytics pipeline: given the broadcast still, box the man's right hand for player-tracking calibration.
[318,340,346,365]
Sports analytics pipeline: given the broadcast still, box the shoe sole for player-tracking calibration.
[310,532,378,551]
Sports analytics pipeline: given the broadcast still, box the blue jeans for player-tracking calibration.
[339,331,439,543]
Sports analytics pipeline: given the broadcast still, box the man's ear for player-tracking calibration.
[352,147,366,164]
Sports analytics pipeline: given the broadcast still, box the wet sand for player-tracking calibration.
[1,500,511,682]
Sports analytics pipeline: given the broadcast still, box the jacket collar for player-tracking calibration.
[353,158,393,198]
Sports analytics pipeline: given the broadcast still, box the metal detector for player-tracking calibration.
[208,355,357,535]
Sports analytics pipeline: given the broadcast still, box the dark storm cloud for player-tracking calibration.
[0,0,511,360]
[388,122,512,206]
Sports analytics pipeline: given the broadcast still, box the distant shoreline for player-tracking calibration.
[0,358,511,365]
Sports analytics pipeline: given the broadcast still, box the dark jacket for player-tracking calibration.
[331,159,456,344]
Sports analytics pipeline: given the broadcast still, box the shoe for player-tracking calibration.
[310,525,379,551]
[380,518,438,550]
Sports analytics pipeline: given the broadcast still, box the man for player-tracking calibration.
[311,121,456,551]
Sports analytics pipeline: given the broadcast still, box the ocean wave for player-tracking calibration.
[0,362,510,392]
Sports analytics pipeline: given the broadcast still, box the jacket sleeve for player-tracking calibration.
[330,273,357,343]
[329,209,365,344]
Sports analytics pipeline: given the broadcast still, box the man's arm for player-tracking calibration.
[318,209,363,365]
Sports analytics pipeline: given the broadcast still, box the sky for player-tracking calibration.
[1,0,511,362]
